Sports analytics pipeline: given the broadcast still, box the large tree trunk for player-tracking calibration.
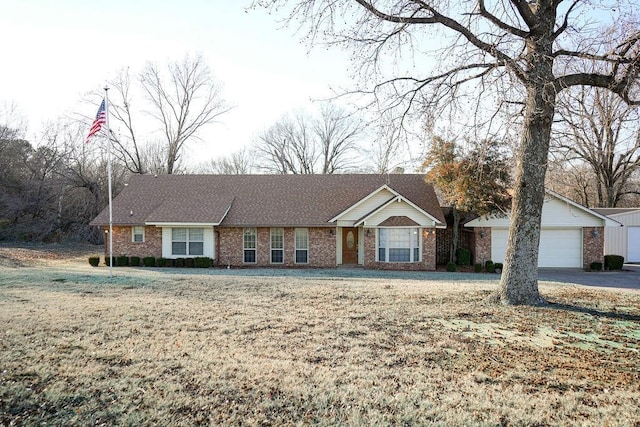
[496,29,555,305]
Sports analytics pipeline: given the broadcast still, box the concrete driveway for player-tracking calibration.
[538,264,640,291]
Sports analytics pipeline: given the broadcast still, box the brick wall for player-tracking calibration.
[436,228,474,265]
[216,227,336,268]
[472,227,491,266]
[583,226,604,270]
[363,228,436,271]
[104,225,162,258]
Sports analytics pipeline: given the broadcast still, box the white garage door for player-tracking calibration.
[628,227,640,263]
[492,228,582,268]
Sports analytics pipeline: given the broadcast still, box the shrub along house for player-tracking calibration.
[90,174,447,270]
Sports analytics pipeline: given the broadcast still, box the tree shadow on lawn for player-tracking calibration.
[544,301,640,322]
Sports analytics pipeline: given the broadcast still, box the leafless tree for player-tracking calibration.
[256,103,364,174]
[139,55,232,174]
[553,87,640,207]
[255,0,640,305]
[197,148,256,174]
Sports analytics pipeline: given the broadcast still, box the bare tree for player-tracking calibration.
[198,148,256,174]
[314,103,365,173]
[107,68,148,175]
[553,87,640,207]
[139,55,232,174]
[255,0,640,305]
[256,103,364,174]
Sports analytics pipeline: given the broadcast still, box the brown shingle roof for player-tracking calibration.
[90,174,445,227]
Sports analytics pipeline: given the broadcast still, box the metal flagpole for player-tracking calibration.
[105,86,114,279]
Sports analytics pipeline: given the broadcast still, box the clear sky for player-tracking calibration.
[0,0,353,164]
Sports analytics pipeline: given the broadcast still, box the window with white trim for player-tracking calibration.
[243,228,256,263]
[378,228,420,262]
[270,228,284,263]
[171,228,204,256]
[295,228,308,264]
[132,226,145,242]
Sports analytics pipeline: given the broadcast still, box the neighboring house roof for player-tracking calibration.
[465,189,621,228]
[90,174,445,228]
[592,207,640,217]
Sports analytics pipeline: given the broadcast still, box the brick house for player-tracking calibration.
[90,174,446,270]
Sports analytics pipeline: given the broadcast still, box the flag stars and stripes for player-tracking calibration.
[85,99,106,143]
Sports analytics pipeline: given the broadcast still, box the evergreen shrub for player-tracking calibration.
[194,257,212,268]
[604,255,624,270]
[485,260,495,273]
[143,257,156,267]
[590,261,603,271]
[456,248,471,266]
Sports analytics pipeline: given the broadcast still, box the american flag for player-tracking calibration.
[85,99,106,143]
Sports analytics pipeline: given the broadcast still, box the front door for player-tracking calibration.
[342,227,359,264]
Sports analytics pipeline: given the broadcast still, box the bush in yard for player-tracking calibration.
[142,257,156,267]
[116,255,129,267]
[176,258,185,268]
[590,261,603,271]
[194,257,212,268]
[604,255,624,270]
[165,259,176,267]
[185,258,195,268]
[129,256,140,267]
[456,248,471,266]
[104,256,115,267]
[485,260,495,273]
[446,262,458,272]
[494,263,504,273]
[88,257,100,267]
[474,263,482,273]
[156,257,167,267]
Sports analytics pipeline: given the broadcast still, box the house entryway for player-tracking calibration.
[342,227,359,264]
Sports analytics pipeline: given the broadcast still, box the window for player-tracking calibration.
[270,228,284,263]
[132,226,145,243]
[378,228,420,263]
[295,228,308,264]
[172,228,204,256]
[243,228,256,263]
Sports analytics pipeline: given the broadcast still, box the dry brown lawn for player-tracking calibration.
[1,244,639,426]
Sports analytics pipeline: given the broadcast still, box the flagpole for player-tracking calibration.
[104,86,113,279]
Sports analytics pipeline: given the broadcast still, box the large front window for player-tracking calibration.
[172,228,204,256]
[243,228,256,263]
[378,228,420,263]
[271,228,284,263]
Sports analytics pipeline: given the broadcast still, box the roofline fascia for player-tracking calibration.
[145,222,221,227]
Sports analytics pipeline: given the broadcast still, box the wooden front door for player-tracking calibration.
[342,227,359,264]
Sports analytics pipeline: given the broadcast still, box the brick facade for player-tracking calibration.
[104,225,162,258]
[582,226,604,270]
[217,227,336,268]
[363,228,436,271]
[104,224,438,271]
[472,227,492,266]
[435,228,474,265]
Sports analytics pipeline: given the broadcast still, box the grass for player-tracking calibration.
[1,245,639,425]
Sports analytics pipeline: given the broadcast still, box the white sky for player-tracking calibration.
[0,0,353,165]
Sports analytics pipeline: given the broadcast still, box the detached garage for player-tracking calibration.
[592,208,640,263]
[466,191,618,269]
